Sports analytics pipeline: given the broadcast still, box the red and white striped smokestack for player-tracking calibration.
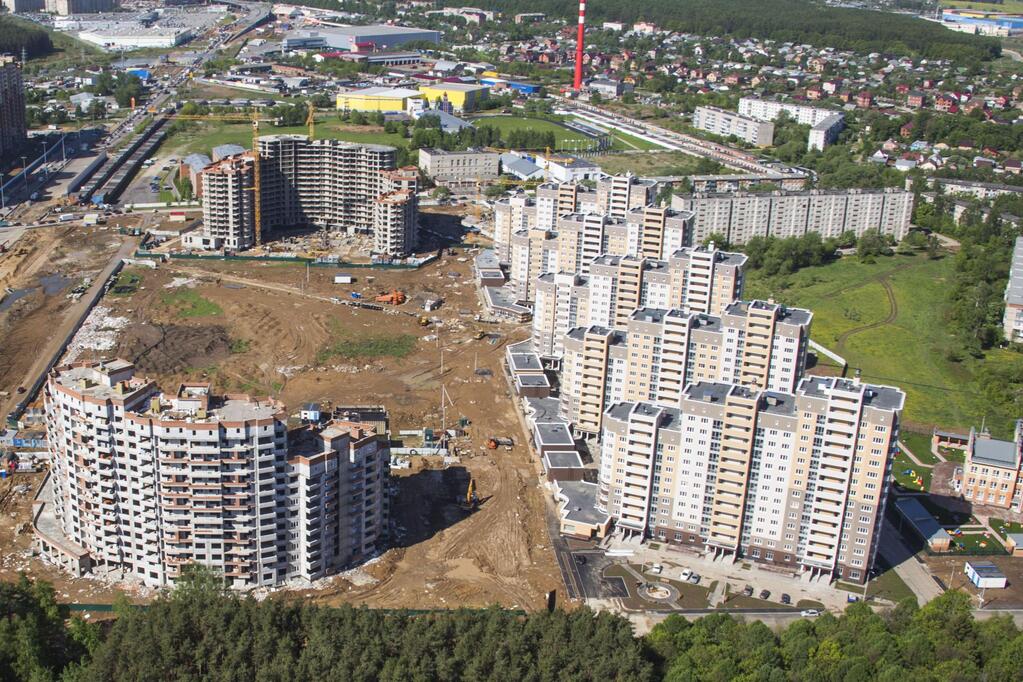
[573,0,586,90]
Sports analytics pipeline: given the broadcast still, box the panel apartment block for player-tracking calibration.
[598,376,904,583]
[559,301,812,436]
[418,147,500,184]
[672,189,913,245]
[531,244,747,359]
[1004,236,1023,342]
[493,194,536,264]
[39,361,389,588]
[692,106,775,147]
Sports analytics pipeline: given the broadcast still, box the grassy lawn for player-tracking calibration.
[317,333,417,364]
[597,151,729,176]
[470,115,594,151]
[604,128,665,151]
[161,289,223,318]
[901,431,939,465]
[163,119,407,157]
[939,446,966,464]
[836,558,915,603]
[745,252,1023,436]
[719,594,788,610]
[990,518,1023,540]
[947,531,1005,554]
[941,0,1023,12]
[893,451,932,492]
[110,271,141,297]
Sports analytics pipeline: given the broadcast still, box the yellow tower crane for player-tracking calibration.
[306,100,316,140]
[165,109,272,245]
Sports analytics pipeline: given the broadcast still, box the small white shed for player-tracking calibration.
[965,560,1007,589]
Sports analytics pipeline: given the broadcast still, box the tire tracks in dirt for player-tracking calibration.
[834,274,899,351]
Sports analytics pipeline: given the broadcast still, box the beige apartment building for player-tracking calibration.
[39,361,389,588]
[598,376,905,584]
[961,423,1023,510]
[672,188,913,245]
[193,135,419,256]
[692,106,775,147]
[559,301,811,436]
[493,194,536,263]
[531,244,747,358]
[0,55,26,160]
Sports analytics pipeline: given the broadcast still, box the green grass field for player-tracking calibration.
[597,151,728,176]
[163,119,407,157]
[470,115,652,153]
[893,451,932,492]
[901,431,939,465]
[744,252,1023,435]
[317,333,417,364]
[161,289,223,318]
[990,518,1023,539]
[941,0,1023,13]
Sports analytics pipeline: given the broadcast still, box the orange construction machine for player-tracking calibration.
[374,289,406,305]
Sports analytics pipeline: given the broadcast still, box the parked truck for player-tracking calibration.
[83,213,105,226]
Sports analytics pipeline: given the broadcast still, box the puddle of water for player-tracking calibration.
[0,287,33,312]
[39,274,72,296]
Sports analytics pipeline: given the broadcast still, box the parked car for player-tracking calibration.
[649,564,663,575]
[743,585,754,597]
[687,573,700,584]
[679,568,693,582]
[573,555,587,566]
[781,593,792,605]
[800,609,821,617]
[847,594,860,603]
[759,589,771,600]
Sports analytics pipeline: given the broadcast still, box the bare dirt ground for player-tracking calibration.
[0,225,128,415]
[25,246,563,610]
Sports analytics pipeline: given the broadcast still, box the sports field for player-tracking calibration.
[745,252,1023,435]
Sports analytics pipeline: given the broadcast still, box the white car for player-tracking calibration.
[800,609,821,617]
[679,568,693,582]
[649,564,663,575]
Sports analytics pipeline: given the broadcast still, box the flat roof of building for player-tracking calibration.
[535,421,574,447]
[516,374,551,387]
[339,86,422,99]
[420,82,489,92]
[555,480,607,525]
[966,560,1005,578]
[509,353,543,373]
[544,450,584,469]
[798,376,905,411]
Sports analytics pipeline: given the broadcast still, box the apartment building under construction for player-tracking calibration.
[597,377,905,583]
[190,135,419,256]
[37,361,389,588]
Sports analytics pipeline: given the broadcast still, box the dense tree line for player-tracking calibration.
[470,0,999,64]
[0,17,53,59]
[714,232,851,277]
[7,571,1023,681]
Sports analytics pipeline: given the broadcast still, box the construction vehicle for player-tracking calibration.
[374,289,406,305]
[473,329,487,340]
[486,437,514,449]
[459,478,480,511]
[418,316,430,326]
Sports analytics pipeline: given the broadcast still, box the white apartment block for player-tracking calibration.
[531,244,747,358]
[559,301,812,436]
[598,376,905,584]
[493,194,536,264]
[738,97,841,127]
[693,106,775,147]
[194,135,419,256]
[1004,236,1023,342]
[808,113,846,152]
[38,361,389,588]
[672,189,913,245]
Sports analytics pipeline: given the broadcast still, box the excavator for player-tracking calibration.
[460,478,480,511]
[374,289,406,305]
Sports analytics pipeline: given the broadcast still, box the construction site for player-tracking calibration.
[0,206,564,610]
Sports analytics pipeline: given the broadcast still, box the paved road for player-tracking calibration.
[877,518,943,604]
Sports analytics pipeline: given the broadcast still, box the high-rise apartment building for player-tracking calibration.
[1003,236,1023,343]
[38,361,389,588]
[672,189,913,245]
[2,0,44,12]
[45,0,117,13]
[531,244,747,358]
[0,55,26,161]
[598,376,905,583]
[194,136,419,256]
[493,194,536,263]
[559,301,812,436]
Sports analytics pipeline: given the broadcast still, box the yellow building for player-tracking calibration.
[418,83,490,112]
[335,87,423,112]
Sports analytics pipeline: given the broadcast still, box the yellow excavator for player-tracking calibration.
[460,478,480,511]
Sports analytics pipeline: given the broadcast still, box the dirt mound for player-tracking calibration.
[117,323,231,373]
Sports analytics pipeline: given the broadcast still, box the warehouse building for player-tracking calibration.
[283,25,441,52]
[417,83,489,112]
[336,87,422,113]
